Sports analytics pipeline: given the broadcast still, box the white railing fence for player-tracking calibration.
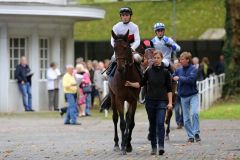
[197,73,225,111]
[102,73,225,114]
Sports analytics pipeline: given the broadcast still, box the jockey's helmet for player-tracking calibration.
[119,7,133,16]
[153,22,165,31]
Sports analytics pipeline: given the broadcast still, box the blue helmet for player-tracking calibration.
[153,22,165,31]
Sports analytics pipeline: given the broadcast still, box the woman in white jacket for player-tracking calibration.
[47,62,61,111]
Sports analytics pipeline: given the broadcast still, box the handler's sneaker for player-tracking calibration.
[187,138,194,143]
[159,149,165,155]
[195,134,201,142]
[151,148,157,155]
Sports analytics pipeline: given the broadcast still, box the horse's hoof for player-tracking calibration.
[126,144,132,152]
[113,146,120,152]
[121,150,127,155]
[165,135,170,141]
[121,147,127,155]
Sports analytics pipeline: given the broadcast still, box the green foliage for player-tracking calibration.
[74,0,225,41]
[222,0,240,98]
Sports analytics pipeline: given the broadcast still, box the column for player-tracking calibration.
[30,28,40,111]
[0,24,9,112]
[52,33,61,67]
[65,35,74,65]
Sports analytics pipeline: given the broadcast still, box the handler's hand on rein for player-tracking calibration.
[125,81,131,86]
[167,104,173,110]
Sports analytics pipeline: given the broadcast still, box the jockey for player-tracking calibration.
[107,7,141,76]
[151,22,181,71]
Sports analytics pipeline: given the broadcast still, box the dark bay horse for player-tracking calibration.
[139,41,177,140]
[110,30,141,155]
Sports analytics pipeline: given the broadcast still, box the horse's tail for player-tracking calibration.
[100,93,111,111]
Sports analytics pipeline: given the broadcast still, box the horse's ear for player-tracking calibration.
[124,30,129,41]
[112,30,118,40]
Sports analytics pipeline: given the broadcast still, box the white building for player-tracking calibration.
[0,0,105,112]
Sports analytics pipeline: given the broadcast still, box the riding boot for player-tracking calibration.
[106,61,117,76]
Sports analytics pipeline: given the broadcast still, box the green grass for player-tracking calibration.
[74,0,225,41]
[200,102,240,120]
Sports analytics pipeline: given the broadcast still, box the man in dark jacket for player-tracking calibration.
[173,52,201,143]
[15,56,34,112]
[215,54,224,75]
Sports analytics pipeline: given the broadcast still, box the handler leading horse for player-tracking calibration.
[140,40,177,140]
[109,30,141,155]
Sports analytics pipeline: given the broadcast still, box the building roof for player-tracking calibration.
[0,2,105,21]
[198,28,226,40]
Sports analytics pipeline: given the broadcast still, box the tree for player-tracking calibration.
[223,0,240,98]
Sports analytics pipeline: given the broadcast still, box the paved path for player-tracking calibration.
[0,109,240,160]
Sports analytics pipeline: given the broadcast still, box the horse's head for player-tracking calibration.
[112,30,132,73]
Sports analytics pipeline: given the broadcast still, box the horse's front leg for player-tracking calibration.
[113,106,120,151]
[110,90,120,152]
[118,101,127,155]
[126,101,137,152]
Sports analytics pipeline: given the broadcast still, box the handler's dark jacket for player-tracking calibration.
[15,64,32,85]
[140,63,172,101]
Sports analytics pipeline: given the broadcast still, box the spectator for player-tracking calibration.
[76,57,84,65]
[91,60,100,106]
[86,60,96,107]
[173,59,184,129]
[62,64,80,125]
[77,64,92,117]
[15,56,34,112]
[192,57,204,81]
[215,54,224,75]
[173,51,201,143]
[200,57,213,79]
[92,60,99,70]
[104,59,110,69]
[47,62,61,111]
[75,64,84,114]
[125,50,172,156]
[94,61,107,102]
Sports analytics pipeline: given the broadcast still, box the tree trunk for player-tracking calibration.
[223,0,240,98]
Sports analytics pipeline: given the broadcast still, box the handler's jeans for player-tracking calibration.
[18,82,32,111]
[64,93,78,124]
[146,99,167,149]
[181,94,200,139]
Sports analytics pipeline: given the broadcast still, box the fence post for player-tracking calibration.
[197,74,225,111]
[103,81,109,117]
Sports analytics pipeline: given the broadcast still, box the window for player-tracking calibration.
[9,38,27,80]
[39,38,49,80]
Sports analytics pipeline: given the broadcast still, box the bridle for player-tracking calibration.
[114,39,134,66]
